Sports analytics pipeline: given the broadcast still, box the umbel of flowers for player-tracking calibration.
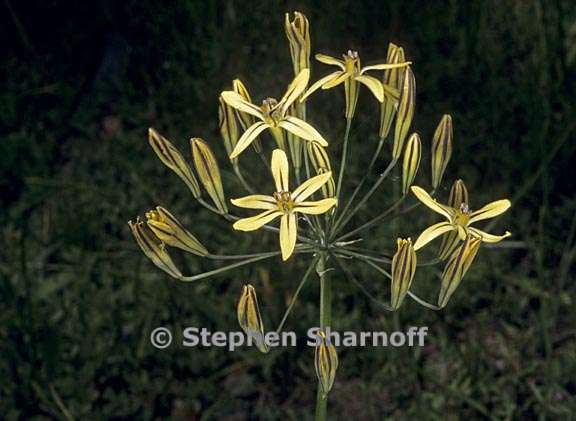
[128,11,511,420]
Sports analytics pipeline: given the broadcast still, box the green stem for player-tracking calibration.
[333,159,397,236]
[407,291,441,310]
[336,195,406,242]
[275,256,318,333]
[335,118,353,199]
[315,252,331,421]
[233,164,256,194]
[331,137,385,237]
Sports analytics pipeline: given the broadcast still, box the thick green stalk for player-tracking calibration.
[315,253,331,421]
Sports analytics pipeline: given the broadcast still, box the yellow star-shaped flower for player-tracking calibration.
[411,185,511,250]
[232,149,337,260]
[220,69,328,159]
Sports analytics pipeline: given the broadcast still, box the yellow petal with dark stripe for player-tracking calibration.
[468,227,511,243]
[280,213,298,260]
[392,67,415,159]
[294,198,337,215]
[438,235,482,308]
[231,195,277,210]
[431,114,453,188]
[233,210,282,231]
[314,330,338,397]
[278,116,328,146]
[128,218,182,279]
[230,121,270,159]
[355,74,384,102]
[237,284,268,353]
[315,53,345,69]
[468,199,511,224]
[292,171,332,202]
[300,71,343,102]
[221,91,264,121]
[413,221,454,250]
[148,128,201,198]
[271,149,290,192]
[307,143,335,198]
[401,133,422,195]
[280,69,310,115]
[191,138,228,214]
[411,186,454,220]
[391,238,417,310]
[146,207,208,256]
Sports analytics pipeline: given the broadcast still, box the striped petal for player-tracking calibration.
[292,171,333,202]
[233,210,281,231]
[278,116,328,146]
[355,74,384,102]
[360,61,411,73]
[221,91,264,121]
[230,122,270,159]
[280,213,298,260]
[411,186,454,220]
[468,227,512,243]
[280,69,310,115]
[271,149,290,192]
[315,53,346,70]
[413,222,454,250]
[294,198,337,215]
[301,71,343,102]
[231,195,277,210]
[469,199,511,224]
[322,71,350,89]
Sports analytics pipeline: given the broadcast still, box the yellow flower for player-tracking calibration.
[231,149,337,260]
[221,69,328,159]
[411,186,511,250]
[301,50,410,119]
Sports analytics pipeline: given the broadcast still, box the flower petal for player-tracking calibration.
[355,75,384,102]
[469,199,511,224]
[233,210,282,231]
[360,61,412,74]
[280,69,310,115]
[468,227,512,243]
[300,71,344,102]
[292,171,333,202]
[271,149,290,192]
[231,195,277,210]
[230,122,270,159]
[278,116,328,146]
[413,222,454,250]
[315,53,346,70]
[322,71,350,89]
[411,186,454,220]
[221,91,264,121]
[280,213,298,260]
[294,198,337,214]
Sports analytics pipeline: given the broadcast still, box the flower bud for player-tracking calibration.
[218,96,239,159]
[285,11,311,76]
[379,43,406,139]
[233,79,262,153]
[128,218,182,279]
[431,114,453,188]
[438,180,469,260]
[146,206,208,256]
[438,234,481,308]
[307,142,335,198]
[401,133,421,195]
[391,238,417,310]
[148,128,201,198]
[190,138,228,214]
[237,284,268,353]
[314,329,338,397]
[392,66,415,160]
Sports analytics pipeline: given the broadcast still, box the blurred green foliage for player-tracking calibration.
[1,0,575,419]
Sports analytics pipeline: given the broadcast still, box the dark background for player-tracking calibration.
[1,0,575,419]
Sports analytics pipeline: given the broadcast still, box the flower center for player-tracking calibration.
[343,50,360,75]
[273,191,294,213]
[453,202,471,227]
[261,98,281,125]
